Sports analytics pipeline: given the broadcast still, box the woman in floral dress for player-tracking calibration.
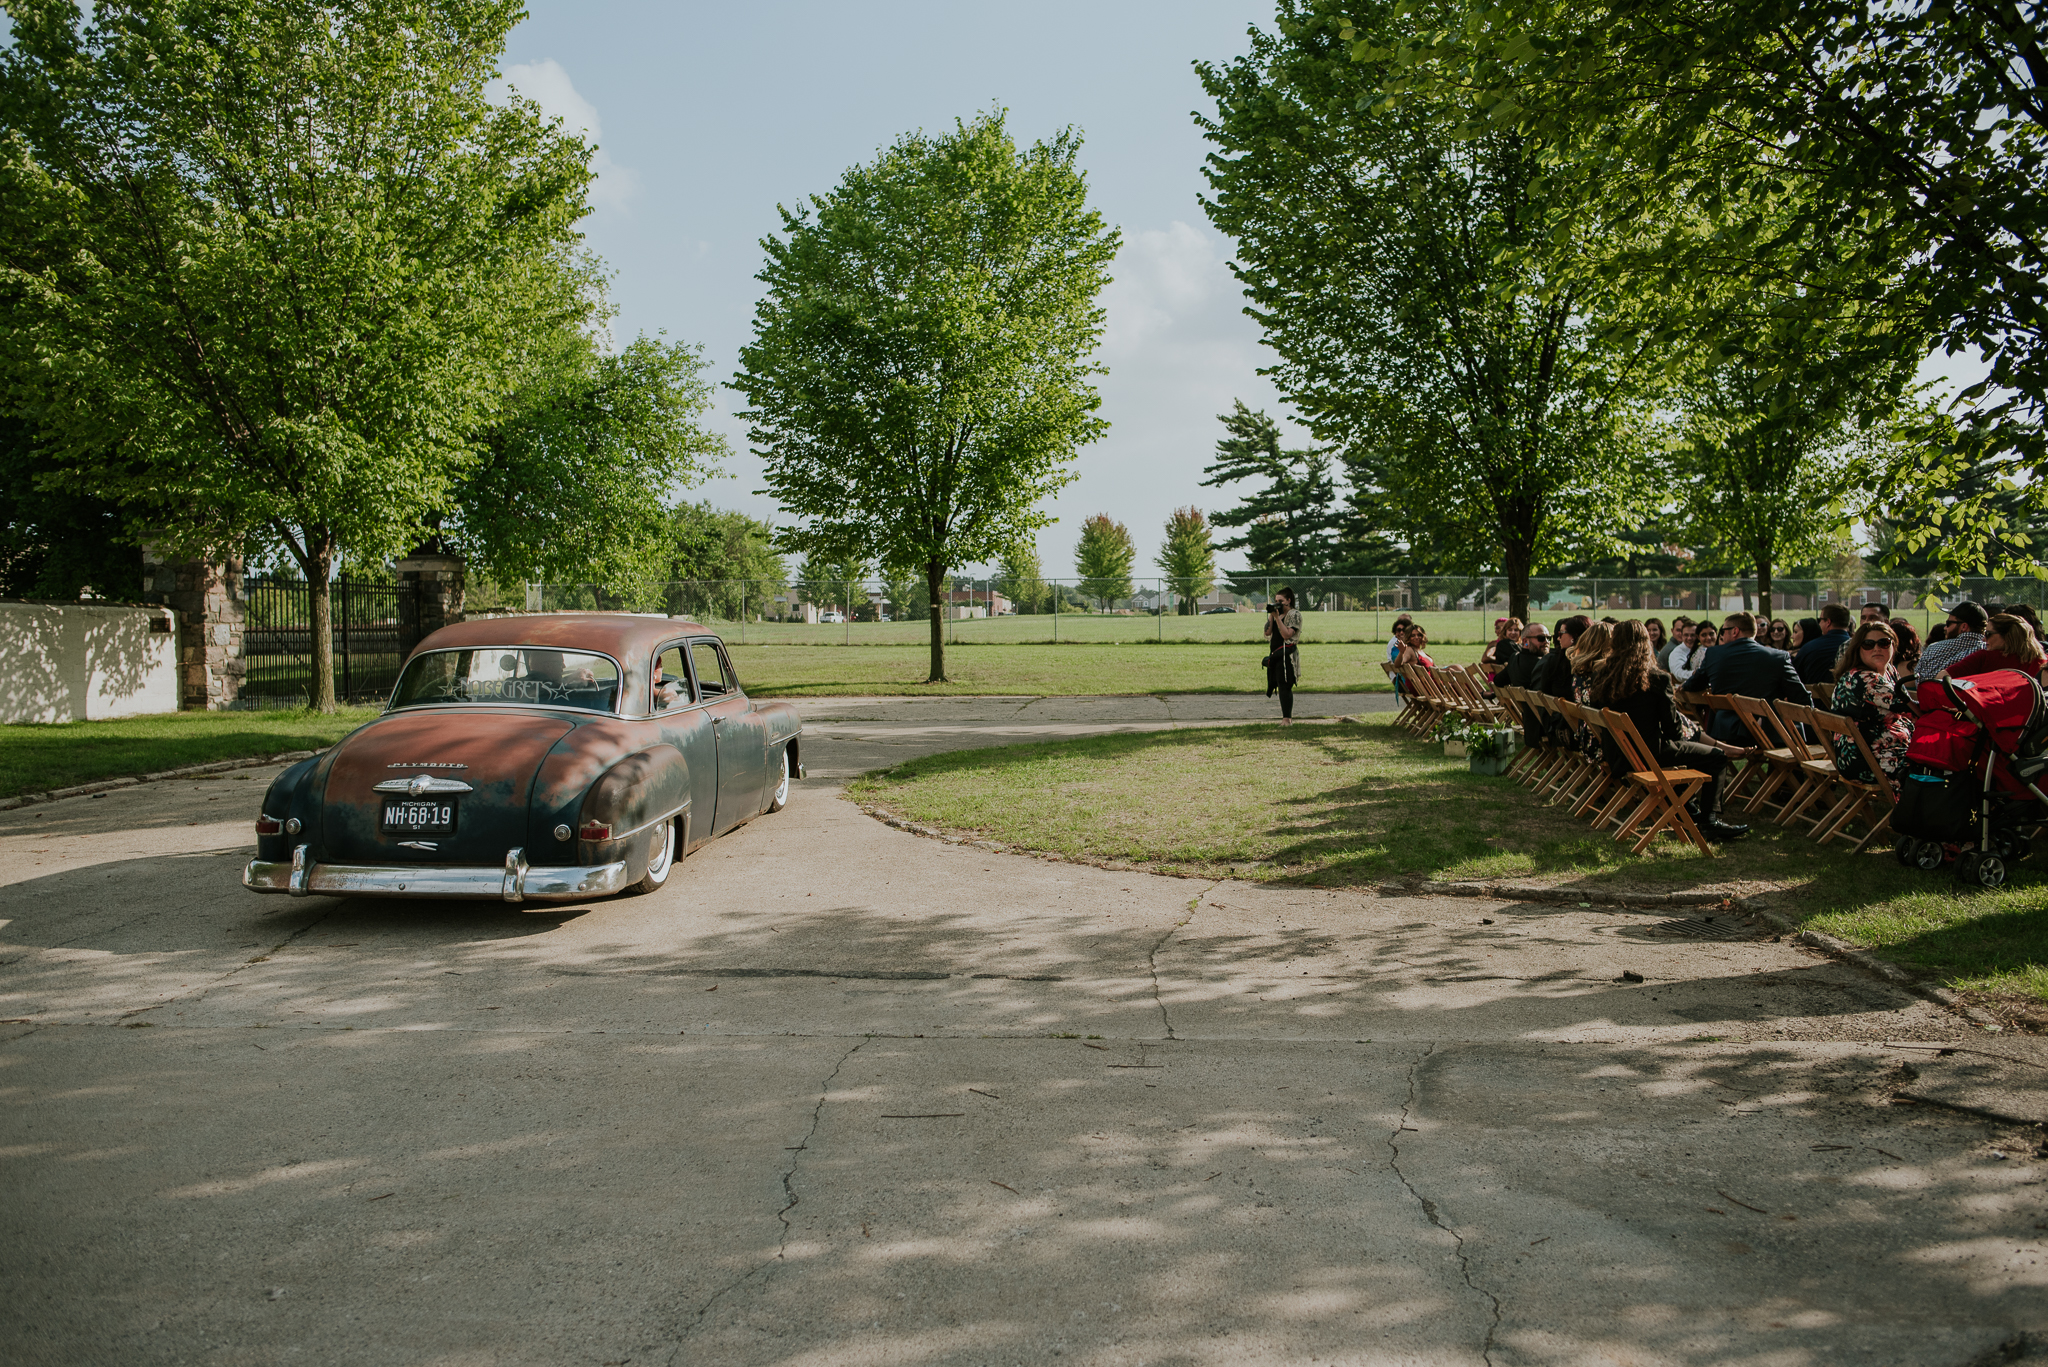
[1830,621,1915,782]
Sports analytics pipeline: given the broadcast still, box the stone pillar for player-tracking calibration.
[395,548,465,657]
[141,548,246,710]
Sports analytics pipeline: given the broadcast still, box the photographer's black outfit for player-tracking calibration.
[1264,604,1301,718]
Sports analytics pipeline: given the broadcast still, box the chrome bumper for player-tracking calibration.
[243,844,629,902]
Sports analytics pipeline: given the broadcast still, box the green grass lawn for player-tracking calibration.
[731,641,1483,697]
[0,707,380,800]
[849,713,2048,1010]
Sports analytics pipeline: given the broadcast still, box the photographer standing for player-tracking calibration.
[1264,587,1303,723]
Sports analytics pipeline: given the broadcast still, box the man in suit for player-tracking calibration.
[1795,603,1854,683]
[1681,610,1807,742]
[1501,620,1551,751]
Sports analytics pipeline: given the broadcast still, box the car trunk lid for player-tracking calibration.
[318,709,576,864]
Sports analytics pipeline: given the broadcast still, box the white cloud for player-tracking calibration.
[1030,220,1308,576]
[489,59,640,215]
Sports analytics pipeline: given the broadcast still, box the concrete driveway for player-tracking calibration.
[1,697,2042,1366]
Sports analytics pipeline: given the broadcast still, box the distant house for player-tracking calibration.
[939,589,1009,619]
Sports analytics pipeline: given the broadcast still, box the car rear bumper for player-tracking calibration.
[243,845,630,902]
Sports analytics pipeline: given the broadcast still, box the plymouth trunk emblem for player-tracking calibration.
[373,774,476,797]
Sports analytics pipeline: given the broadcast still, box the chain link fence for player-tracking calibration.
[494,575,2033,646]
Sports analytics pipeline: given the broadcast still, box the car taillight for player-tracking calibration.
[255,815,283,836]
[578,819,612,841]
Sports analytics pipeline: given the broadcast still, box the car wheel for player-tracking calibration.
[630,816,678,895]
[767,746,791,813]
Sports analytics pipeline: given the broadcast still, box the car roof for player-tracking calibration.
[412,613,714,662]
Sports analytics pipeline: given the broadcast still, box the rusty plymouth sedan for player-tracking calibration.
[243,614,803,901]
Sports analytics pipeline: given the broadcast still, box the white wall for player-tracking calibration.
[0,603,180,724]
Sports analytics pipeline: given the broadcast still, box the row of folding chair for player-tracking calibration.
[1698,693,1896,853]
[1387,661,1507,737]
[1493,684,1716,853]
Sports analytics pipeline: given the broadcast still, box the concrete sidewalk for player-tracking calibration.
[0,699,2042,1366]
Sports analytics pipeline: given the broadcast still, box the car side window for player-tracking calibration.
[690,640,731,697]
[653,644,689,710]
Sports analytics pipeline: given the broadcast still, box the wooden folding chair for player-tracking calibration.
[1395,664,1440,735]
[1381,661,1427,733]
[1727,694,1810,822]
[1572,708,1640,830]
[1510,689,1569,790]
[1548,700,1608,812]
[1809,682,1834,709]
[1772,700,1847,835]
[1693,693,1763,806]
[1600,708,1715,854]
[1494,686,1540,781]
[1801,710,1900,853]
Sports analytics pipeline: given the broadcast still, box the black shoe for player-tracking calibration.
[1699,818,1749,841]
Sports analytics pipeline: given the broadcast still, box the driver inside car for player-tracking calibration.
[521,649,596,700]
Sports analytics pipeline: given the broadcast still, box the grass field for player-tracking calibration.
[706,604,1954,649]
[0,708,380,800]
[730,641,1484,696]
[849,713,2048,1011]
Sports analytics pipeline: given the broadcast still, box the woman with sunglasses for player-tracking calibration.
[1829,621,1916,782]
[1941,612,2046,681]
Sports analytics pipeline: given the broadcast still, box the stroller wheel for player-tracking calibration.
[1994,834,2033,863]
[1894,837,1919,867]
[1958,851,2008,890]
[1912,840,1946,871]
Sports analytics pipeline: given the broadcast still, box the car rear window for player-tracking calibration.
[390,649,622,714]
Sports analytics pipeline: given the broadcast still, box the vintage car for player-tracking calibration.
[243,614,803,902]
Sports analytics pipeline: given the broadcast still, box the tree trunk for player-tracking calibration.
[925,559,947,682]
[306,538,337,713]
[1501,536,1535,625]
[1755,551,1774,619]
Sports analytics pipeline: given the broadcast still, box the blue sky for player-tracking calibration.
[498,0,1302,578]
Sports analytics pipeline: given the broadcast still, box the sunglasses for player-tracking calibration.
[1862,640,1894,651]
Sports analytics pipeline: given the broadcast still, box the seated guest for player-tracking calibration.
[2004,604,2044,642]
[1503,621,1551,750]
[1659,616,1692,670]
[1569,620,1615,763]
[1682,611,1809,744]
[1763,619,1794,652]
[1667,621,1706,686]
[1589,620,1750,840]
[1892,620,1922,678]
[1792,617,1822,652]
[1830,622,1916,781]
[1860,603,1890,626]
[1943,613,2046,680]
[1480,616,1523,679]
[1398,624,1437,669]
[1645,617,1668,664]
[1387,622,1410,696]
[1916,600,1989,677]
[1796,603,1854,684]
[1538,616,1587,701]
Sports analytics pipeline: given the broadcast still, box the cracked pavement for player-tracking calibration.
[2,699,2045,1366]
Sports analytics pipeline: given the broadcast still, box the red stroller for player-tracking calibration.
[1890,668,2048,888]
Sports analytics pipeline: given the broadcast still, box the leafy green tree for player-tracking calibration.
[1423,0,2020,577]
[0,0,592,709]
[455,333,728,598]
[0,416,143,600]
[659,500,784,623]
[1156,507,1217,614]
[1074,514,1136,609]
[1200,402,1341,578]
[879,563,923,623]
[734,110,1119,681]
[993,543,1049,615]
[1197,0,1669,622]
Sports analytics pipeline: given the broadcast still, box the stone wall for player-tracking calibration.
[395,552,466,658]
[142,552,245,710]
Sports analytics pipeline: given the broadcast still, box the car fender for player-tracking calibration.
[254,755,324,864]
[576,745,690,873]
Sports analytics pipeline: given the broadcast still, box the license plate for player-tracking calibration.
[381,799,457,836]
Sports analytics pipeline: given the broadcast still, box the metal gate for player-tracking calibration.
[243,576,405,704]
